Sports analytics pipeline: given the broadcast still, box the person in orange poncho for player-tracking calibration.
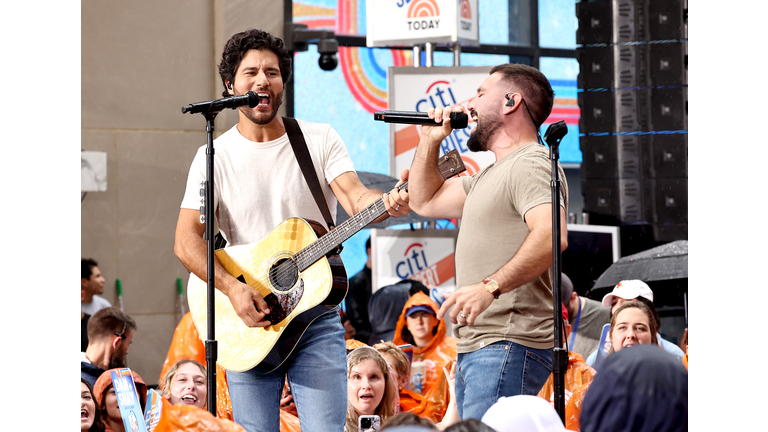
[159,312,300,432]
[93,369,148,432]
[537,305,596,431]
[393,292,457,406]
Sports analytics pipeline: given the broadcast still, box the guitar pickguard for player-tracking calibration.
[235,273,306,325]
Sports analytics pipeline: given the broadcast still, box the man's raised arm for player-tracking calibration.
[408,106,467,220]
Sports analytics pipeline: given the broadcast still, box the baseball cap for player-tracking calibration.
[601,279,654,307]
[405,305,435,318]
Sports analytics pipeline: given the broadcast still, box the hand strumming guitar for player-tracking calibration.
[223,278,272,328]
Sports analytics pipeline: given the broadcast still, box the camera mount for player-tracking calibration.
[284,23,339,71]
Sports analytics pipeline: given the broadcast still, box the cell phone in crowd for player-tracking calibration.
[359,414,381,432]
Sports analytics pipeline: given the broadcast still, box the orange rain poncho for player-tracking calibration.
[159,312,300,432]
[397,368,450,423]
[393,292,456,418]
[537,351,597,431]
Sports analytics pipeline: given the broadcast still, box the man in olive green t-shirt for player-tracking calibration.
[408,63,569,420]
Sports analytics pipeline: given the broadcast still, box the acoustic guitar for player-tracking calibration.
[187,150,466,373]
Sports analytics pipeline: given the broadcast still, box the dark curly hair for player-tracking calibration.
[218,28,293,97]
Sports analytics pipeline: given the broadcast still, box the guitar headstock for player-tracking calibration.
[438,149,467,180]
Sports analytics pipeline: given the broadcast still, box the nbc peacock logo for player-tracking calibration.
[460,0,472,19]
[459,0,473,31]
[407,0,441,31]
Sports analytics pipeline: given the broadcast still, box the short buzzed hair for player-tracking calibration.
[82,258,98,280]
[87,307,137,342]
[490,63,554,128]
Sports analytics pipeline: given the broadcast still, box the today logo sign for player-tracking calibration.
[366,0,479,47]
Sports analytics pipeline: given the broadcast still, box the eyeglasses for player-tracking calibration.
[114,321,127,340]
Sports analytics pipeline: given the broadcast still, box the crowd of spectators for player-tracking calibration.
[81,256,687,431]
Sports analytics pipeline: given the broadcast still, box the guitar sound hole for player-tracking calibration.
[269,258,299,292]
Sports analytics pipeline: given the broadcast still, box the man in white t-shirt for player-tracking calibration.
[81,258,110,315]
[174,29,409,432]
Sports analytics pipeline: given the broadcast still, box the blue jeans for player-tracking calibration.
[227,307,347,432]
[455,341,552,420]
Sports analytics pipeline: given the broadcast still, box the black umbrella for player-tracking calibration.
[334,171,442,229]
[590,240,688,290]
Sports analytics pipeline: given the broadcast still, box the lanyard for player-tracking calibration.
[569,297,582,348]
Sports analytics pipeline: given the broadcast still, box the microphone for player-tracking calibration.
[374,110,469,129]
[182,91,261,114]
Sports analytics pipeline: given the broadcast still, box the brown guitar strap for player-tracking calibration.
[283,116,337,231]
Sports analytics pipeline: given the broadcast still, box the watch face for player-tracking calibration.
[485,279,499,293]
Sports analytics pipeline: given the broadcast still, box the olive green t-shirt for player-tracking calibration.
[454,142,568,353]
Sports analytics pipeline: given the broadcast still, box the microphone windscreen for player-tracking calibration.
[449,112,469,129]
[247,91,260,108]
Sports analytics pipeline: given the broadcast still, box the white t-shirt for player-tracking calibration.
[180,120,355,246]
[82,295,112,315]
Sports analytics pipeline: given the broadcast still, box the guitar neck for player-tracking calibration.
[295,180,408,272]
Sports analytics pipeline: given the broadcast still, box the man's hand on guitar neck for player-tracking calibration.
[222,278,272,328]
[383,168,411,219]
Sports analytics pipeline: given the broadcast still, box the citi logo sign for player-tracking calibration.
[400,0,440,31]
[416,80,475,157]
[415,80,457,112]
[395,243,429,279]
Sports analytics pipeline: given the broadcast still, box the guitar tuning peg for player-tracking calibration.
[199,214,206,224]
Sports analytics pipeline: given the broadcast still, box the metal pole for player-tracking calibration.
[413,44,422,67]
[453,42,461,66]
[425,42,434,67]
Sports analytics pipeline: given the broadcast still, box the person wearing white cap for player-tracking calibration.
[481,395,569,432]
[584,280,684,367]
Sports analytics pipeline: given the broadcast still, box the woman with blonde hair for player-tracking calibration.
[161,359,208,410]
[346,346,399,432]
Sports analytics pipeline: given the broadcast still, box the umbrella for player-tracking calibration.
[590,240,688,290]
[334,171,441,229]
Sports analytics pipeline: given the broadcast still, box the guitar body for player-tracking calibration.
[187,217,348,373]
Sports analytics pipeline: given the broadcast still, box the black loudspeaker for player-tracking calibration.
[578,0,687,244]
[576,0,613,45]
[647,178,687,224]
[646,134,687,178]
[649,43,686,86]
[650,86,687,131]
[647,0,686,40]
[580,135,644,180]
[582,178,646,224]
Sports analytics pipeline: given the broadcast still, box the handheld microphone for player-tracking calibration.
[182,91,260,114]
[374,110,469,129]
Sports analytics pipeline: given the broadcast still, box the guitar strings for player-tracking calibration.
[242,193,394,292]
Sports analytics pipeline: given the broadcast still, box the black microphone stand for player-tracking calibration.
[543,120,568,424]
[199,108,219,416]
[182,92,259,416]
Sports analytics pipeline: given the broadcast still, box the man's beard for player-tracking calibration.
[466,111,502,152]
[240,90,283,125]
[109,352,127,369]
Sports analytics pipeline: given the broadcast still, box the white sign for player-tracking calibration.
[82,151,107,192]
[388,66,495,178]
[371,228,457,297]
[366,0,479,47]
